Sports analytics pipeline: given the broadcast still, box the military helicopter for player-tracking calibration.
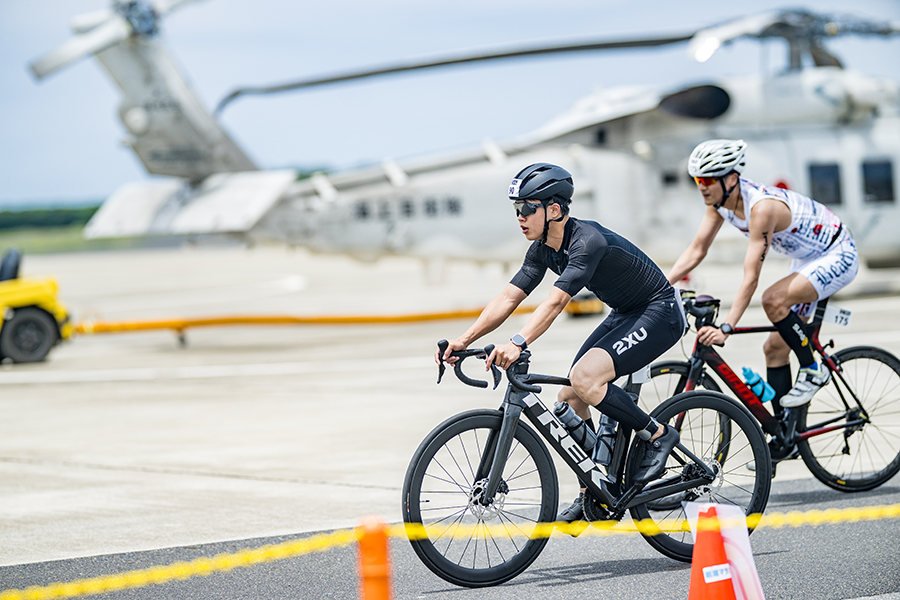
[29,2,900,267]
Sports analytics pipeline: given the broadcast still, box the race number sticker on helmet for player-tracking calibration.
[509,178,522,198]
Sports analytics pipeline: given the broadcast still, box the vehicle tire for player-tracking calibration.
[797,346,900,492]
[0,307,58,363]
[627,391,771,562]
[402,409,558,587]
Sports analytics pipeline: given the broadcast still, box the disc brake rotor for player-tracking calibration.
[467,478,509,520]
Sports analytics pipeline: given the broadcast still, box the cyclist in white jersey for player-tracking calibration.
[667,139,859,410]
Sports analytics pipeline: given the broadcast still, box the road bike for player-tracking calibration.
[644,291,900,492]
[401,341,771,587]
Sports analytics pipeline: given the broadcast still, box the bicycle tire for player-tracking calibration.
[797,346,900,492]
[627,391,772,562]
[644,361,723,413]
[402,409,558,587]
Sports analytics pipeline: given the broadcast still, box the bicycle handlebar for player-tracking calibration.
[436,340,570,394]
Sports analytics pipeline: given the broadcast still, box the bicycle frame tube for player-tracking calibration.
[684,338,782,436]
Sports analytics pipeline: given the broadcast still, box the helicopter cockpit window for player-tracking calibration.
[355,201,371,220]
[862,161,895,204]
[808,164,842,206]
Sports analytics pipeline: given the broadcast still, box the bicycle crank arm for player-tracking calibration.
[674,443,716,478]
[624,477,714,509]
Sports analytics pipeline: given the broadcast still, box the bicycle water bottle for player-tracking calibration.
[741,367,775,403]
[553,401,597,454]
[592,414,618,467]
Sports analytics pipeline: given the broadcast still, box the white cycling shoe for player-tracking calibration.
[780,362,831,408]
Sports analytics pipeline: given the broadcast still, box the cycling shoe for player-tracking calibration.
[633,425,680,484]
[557,492,584,522]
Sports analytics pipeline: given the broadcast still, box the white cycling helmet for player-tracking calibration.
[688,139,747,177]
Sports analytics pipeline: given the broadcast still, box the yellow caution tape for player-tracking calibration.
[4,503,899,600]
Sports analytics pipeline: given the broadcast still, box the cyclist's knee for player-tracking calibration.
[761,288,791,320]
[568,368,609,404]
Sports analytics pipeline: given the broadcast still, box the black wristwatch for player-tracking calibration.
[510,333,528,350]
[719,323,734,335]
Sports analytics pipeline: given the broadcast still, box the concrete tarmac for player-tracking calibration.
[2,245,900,567]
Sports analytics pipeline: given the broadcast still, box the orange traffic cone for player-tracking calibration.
[689,506,737,600]
[358,517,393,600]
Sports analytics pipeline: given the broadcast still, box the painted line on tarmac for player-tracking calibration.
[0,356,429,385]
[0,456,398,490]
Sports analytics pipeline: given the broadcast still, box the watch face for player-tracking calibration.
[511,334,526,348]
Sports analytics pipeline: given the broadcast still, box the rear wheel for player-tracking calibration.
[628,391,771,562]
[402,409,558,587]
[797,347,900,492]
[643,361,722,414]
[0,307,58,363]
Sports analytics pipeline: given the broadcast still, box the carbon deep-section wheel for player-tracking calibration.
[402,409,558,587]
[797,346,900,492]
[627,391,771,562]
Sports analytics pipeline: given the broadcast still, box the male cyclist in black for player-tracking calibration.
[436,163,687,524]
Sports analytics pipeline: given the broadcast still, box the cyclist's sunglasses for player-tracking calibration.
[693,176,719,187]
[513,200,543,217]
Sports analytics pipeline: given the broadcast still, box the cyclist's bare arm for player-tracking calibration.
[667,206,724,285]
[488,286,572,369]
[721,199,787,329]
[438,283,528,364]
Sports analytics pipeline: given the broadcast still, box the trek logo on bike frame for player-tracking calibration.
[613,327,648,355]
[523,394,611,488]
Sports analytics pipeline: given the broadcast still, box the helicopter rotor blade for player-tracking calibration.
[30,16,131,79]
[688,11,782,62]
[215,32,694,114]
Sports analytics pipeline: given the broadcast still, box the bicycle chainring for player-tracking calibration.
[467,478,509,521]
[582,490,614,522]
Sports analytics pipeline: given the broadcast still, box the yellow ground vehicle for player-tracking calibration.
[0,249,72,363]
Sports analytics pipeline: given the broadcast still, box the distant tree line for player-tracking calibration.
[0,206,100,231]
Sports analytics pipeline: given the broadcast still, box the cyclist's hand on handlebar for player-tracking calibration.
[487,342,521,371]
[697,324,728,347]
[436,338,467,365]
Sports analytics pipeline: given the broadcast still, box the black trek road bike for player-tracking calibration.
[401,341,771,588]
[645,291,900,492]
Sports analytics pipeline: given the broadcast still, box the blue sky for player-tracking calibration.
[1,0,899,206]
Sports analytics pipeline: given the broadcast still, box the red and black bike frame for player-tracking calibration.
[680,299,866,445]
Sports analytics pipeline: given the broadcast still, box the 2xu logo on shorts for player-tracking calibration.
[612,327,647,355]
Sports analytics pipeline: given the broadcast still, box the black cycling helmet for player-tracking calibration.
[508,163,574,208]
[508,163,574,243]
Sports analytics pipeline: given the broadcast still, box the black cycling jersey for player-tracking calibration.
[510,217,673,313]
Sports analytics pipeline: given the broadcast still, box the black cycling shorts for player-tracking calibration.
[571,294,686,378]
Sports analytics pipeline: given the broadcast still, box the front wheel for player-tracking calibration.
[0,307,58,363]
[402,409,558,588]
[628,391,772,562]
[797,347,900,492]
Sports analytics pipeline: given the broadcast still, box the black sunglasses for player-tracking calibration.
[513,200,543,217]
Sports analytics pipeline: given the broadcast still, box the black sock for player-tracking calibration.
[597,384,652,432]
[767,364,792,418]
[773,312,815,368]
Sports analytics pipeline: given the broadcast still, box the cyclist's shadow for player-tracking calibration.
[509,556,687,589]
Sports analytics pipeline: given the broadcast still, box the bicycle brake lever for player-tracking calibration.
[436,339,449,384]
[480,344,501,390]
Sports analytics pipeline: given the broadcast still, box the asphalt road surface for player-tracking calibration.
[2,246,900,599]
